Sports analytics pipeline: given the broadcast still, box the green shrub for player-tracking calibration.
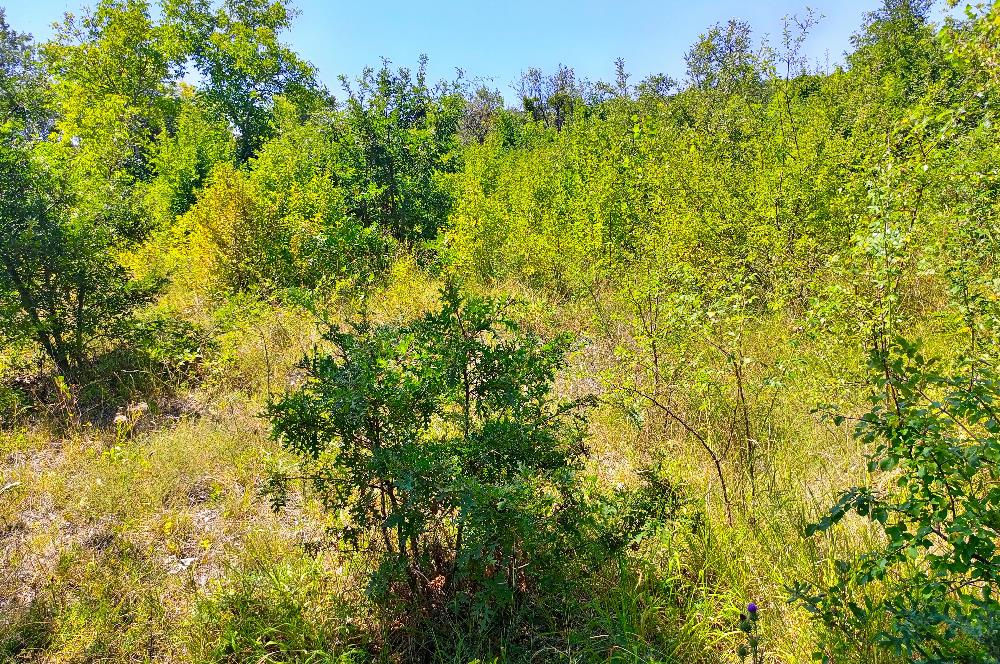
[0,132,165,385]
[267,284,675,637]
[795,339,1000,663]
[182,140,391,295]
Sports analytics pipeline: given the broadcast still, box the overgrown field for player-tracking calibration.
[2,1,999,662]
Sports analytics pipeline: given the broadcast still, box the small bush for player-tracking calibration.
[795,339,1000,663]
[267,284,676,641]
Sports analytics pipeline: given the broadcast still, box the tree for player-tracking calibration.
[336,57,464,243]
[145,90,236,223]
[516,64,582,130]
[635,72,676,99]
[44,0,183,183]
[267,284,588,610]
[684,19,763,93]
[180,111,389,293]
[459,85,503,144]
[0,10,50,134]
[847,0,941,107]
[0,13,161,383]
[163,0,320,161]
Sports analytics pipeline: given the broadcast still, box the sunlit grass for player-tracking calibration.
[0,264,914,663]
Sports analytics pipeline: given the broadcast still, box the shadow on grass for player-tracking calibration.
[0,596,55,661]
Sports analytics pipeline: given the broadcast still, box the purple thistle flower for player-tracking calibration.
[747,602,758,614]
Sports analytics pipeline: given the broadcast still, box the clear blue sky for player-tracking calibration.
[4,0,903,98]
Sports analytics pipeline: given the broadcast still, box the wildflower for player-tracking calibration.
[747,602,758,616]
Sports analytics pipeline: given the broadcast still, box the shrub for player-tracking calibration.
[181,133,391,295]
[794,338,1000,663]
[0,134,164,385]
[267,284,674,635]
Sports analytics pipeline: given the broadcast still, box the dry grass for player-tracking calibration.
[0,262,906,663]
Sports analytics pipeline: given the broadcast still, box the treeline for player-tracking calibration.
[2,0,1000,661]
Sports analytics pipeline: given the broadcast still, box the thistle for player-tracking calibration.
[738,602,763,664]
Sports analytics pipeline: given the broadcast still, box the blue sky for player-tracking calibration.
[4,0,893,97]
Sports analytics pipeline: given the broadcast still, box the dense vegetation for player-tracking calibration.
[1,0,999,661]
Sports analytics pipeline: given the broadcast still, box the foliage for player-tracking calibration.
[0,9,50,132]
[268,284,674,631]
[684,19,766,93]
[336,57,464,244]
[5,0,1000,661]
[458,85,504,144]
[176,58,465,294]
[0,0,306,384]
[0,129,163,383]
[516,64,583,131]
[267,283,584,615]
[43,0,182,184]
[180,117,391,294]
[795,341,1000,663]
[146,94,236,223]
[163,0,320,161]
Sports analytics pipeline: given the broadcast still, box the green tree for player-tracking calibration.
[0,12,161,383]
[684,19,764,93]
[145,91,236,223]
[163,0,319,161]
[179,106,390,294]
[516,64,582,131]
[44,0,182,183]
[268,285,589,610]
[336,57,464,244]
[458,85,503,145]
[0,10,50,133]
